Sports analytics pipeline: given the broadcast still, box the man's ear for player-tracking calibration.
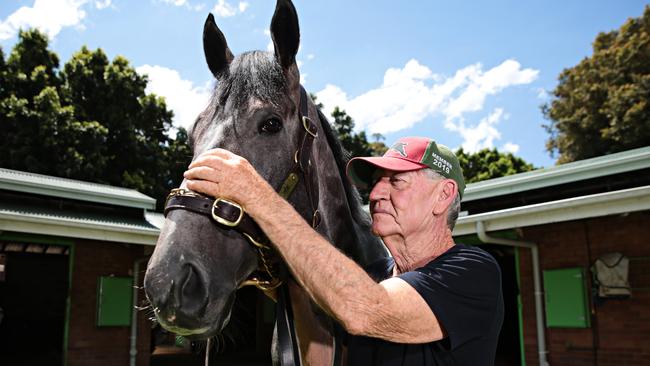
[432,179,457,216]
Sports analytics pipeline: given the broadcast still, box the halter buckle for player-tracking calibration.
[212,198,244,227]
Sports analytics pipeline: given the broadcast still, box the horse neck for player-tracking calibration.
[310,116,386,268]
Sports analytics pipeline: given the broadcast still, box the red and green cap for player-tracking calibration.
[346,136,466,198]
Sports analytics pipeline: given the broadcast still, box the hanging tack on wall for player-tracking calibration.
[591,252,631,298]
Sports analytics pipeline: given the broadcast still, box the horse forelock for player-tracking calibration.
[218,51,288,110]
[190,51,290,150]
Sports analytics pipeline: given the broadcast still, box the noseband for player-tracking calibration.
[163,86,320,291]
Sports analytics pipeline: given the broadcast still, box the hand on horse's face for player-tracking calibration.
[184,148,273,210]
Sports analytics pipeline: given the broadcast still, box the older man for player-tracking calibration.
[184,136,503,365]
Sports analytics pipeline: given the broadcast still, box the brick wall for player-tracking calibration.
[67,240,151,366]
[519,211,650,365]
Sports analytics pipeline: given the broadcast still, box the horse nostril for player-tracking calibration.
[144,270,169,309]
[174,263,209,317]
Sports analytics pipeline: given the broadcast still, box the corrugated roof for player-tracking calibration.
[0,168,156,209]
[462,146,650,202]
[0,201,159,245]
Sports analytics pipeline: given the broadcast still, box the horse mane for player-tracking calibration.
[315,108,372,230]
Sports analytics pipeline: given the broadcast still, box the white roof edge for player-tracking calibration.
[145,211,165,230]
[0,211,159,245]
[462,146,650,202]
[0,168,156,209]
[453,185,650,236]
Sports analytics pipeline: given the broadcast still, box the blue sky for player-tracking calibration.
[1,0,647,167]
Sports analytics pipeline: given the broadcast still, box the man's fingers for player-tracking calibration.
[185,179,220,198]
[183,166,219,181]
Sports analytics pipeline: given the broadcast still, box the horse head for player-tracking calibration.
[144,0,313,338]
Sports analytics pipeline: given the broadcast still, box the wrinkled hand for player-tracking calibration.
[183,149,274,213]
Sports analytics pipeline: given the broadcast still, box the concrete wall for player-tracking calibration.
[519,211,650,365]
[67,240,151,366]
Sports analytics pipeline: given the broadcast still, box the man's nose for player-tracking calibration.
[369,179,389,201]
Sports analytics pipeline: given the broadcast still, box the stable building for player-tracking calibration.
[0,169,160,366]
[454,146,650,365]
[1,145,649,366]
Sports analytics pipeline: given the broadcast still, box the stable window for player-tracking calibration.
[96,276,133,326]
[543,267,590,328]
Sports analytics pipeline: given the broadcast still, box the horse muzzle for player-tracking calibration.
[144,261,234,337]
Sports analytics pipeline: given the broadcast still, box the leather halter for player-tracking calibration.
[163,86,319,291]
[163,86,321,366]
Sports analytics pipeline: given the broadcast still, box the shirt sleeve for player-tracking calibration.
[398,246,502,350]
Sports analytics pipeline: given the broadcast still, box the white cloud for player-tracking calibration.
[0,0,89,41]
[95,0,111,9]
[137,65,212,130]
[446,108,504,152]
[536,87,550,100]
[159,0,205,11]
[315,58,538,150]
[444,60,538,120]
[264,29,274,52]
[502,142,520,154]
[213,0,248,17]
[307,53,315,60]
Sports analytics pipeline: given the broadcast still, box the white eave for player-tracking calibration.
[453,185,650,236]
[0,209,160,245]
[0,168,156,210]
[462,146,650,202]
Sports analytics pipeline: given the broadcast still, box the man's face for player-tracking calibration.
[368,169,439,239]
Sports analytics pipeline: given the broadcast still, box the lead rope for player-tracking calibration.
[205,338,211,366]
[276,87,314,366]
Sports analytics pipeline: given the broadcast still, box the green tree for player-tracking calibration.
[543,6,650,163]
[0,29,190,210]
[330,107,376,158]
[456,148,535,184]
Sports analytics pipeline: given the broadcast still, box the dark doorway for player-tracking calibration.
[483,245,522,366]
[0,243,70,366]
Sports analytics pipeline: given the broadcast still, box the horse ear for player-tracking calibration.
[270,0,300,69]
[203,13,234,78]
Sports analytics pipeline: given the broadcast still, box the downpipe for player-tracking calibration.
[130,257,150,366]
[476,221,549,366]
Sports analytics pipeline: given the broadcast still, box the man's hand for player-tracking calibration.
[183,148,274,213]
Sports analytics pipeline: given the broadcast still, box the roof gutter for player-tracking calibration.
[476,221,549,366]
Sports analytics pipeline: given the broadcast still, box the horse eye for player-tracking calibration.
[259,118,283,134]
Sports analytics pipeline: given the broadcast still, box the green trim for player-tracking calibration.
[515,247,526,366]
[453,229,518,246]
[0,231,75,246]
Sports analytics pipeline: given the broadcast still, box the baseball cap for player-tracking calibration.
[346,136,466,197]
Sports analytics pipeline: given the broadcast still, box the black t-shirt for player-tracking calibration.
[345,244,504,366]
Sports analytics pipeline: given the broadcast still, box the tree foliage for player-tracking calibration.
[543,6,650,163]
[0,29,191,210]
[456,148,535,184]
[330,107,388,158]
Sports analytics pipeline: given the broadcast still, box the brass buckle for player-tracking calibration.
[302,116,317,138]
[211,198,244,227]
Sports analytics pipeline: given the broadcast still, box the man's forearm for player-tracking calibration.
[249,191,385,333]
